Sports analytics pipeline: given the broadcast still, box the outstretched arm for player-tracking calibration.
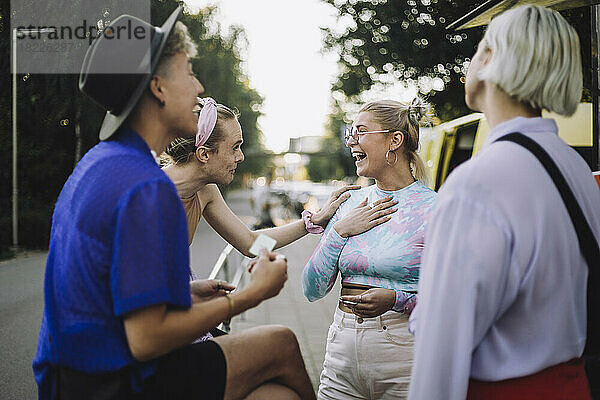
[202,184,302,257]
[202,184,359,257]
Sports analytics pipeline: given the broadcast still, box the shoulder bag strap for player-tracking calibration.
[496,132,600,354]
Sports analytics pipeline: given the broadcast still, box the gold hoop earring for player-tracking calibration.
[385,150,397,166]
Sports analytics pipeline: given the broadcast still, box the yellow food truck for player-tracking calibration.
[419,103,594,190]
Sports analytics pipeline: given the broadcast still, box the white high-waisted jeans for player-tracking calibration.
[318,308,413,400]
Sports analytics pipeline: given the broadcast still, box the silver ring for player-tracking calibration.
[359,294,363,303]
[369,203,374,209]
[217,281,222,291]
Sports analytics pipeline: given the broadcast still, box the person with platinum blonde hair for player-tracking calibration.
[303,96,437,399]
[409,5,599,400]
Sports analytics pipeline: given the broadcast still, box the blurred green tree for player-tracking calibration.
[322,0,486,122]
[321,0,592,122]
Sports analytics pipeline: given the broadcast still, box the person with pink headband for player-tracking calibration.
[161,97,398,257]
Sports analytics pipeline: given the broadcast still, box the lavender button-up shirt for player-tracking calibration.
[409,117,600,400]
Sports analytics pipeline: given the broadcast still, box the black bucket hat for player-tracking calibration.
[79,7,181,140]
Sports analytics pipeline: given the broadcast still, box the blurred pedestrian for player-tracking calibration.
[409,5,600,400]
[33,9,315,400]
[303,97,437,399]
[251,171,276,229]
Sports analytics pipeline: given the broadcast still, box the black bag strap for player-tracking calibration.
[496,132,600,355]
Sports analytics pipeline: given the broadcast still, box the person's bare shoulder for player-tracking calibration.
[197,183,224,206]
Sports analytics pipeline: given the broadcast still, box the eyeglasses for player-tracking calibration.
[344,126,390,145]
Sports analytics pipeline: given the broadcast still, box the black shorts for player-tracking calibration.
[144,339,227,400]
[57,340,227,400]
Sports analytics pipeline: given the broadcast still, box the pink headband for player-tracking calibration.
[195,97,218,147]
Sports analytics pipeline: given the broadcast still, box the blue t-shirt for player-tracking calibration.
[33,128,191,399]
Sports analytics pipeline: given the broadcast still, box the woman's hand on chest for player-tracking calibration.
[333,196,398,238]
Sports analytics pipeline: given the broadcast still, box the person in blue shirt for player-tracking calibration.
[33,8,315,400]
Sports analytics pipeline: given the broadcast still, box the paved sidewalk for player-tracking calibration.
[0,251,47,399]
[228,234,340,390]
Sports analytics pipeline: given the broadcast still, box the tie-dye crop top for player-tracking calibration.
[302,181,437,312]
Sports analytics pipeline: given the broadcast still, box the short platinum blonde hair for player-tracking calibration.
[478,5,582,116]
[359,96,433,184]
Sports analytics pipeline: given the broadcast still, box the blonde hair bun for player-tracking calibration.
[407,96,434,127]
